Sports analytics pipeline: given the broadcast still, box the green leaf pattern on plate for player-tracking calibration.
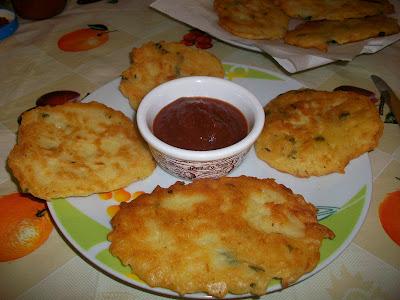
[52,199,109,250]
[319,185,366,263]
[223,64,283,81]
[95,248,144,281]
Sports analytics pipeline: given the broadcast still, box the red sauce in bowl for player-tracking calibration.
[153,97,248,151]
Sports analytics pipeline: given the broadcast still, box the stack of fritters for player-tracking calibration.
[109,176,334,298]
[213,0,399,51]
[278,0,394,21]
[8,102,156,200]
[284,15,399,51]
[214,0,289,40]
[255,89,383,177]
[119,41,224,110]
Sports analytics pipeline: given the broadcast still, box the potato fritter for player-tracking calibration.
[8,102,156,200]
[277,0,394,21]
[119,41,224,110]
[108,176,334,298]
[214,0,289,40]
[255,89,383,177]
[284,15,400,52]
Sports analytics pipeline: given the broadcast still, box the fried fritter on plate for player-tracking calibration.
[8,102,156,200]
[214,0,289,40]
[284,15,400,51]
[277,0,394,21]
[255,89,383,178]
[108,176,334,298]
[119,41,224,110]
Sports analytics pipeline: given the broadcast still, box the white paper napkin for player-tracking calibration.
[150,0,400,73]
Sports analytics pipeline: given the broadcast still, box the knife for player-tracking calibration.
[371,75,400,125]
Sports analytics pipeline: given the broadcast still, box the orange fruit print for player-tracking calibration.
[58,24,110,52]
[379,190,400,246]
[0,193,53,262]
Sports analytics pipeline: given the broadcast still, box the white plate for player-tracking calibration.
[48,63,372,299]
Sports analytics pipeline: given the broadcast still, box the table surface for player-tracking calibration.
[0,1,399,299]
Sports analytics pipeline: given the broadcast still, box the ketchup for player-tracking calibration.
[153,97,248,151]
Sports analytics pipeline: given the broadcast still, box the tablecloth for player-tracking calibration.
[0,1,399,299]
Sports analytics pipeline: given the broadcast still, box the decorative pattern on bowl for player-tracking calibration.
[151,147,250,180]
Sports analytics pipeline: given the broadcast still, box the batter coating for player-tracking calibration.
[8,102,156,200]
[255,89,383,177]
[109,176,334,297]
[284,15,400,51]
[214,0,289,39]
[119,41,224,110]
[277,0,394,21]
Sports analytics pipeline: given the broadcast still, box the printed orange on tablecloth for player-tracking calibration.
[0,193,53,262]
[379,190,400,246]
[58,24,111,52]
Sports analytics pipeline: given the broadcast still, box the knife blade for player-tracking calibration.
[371,75,400,125]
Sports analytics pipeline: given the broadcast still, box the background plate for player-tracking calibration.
[48,63,372,299]
[150,0,400,73]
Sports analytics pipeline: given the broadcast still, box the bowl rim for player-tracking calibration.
[137,76,265,161]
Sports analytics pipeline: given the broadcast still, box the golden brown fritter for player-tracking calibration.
[255,89,383,177]
[119,41,224,110]
[108,176,334,298]
[214,0,289,40]
[284,15,400,51]
[8,102,156,200]
[277,0,394,21]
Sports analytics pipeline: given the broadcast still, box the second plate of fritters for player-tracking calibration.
[119,41,225,110]
[8,102,156,200]
[255,89,383,178]
[109,176,334,298]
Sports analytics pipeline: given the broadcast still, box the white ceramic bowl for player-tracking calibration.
[137,76,265,180]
